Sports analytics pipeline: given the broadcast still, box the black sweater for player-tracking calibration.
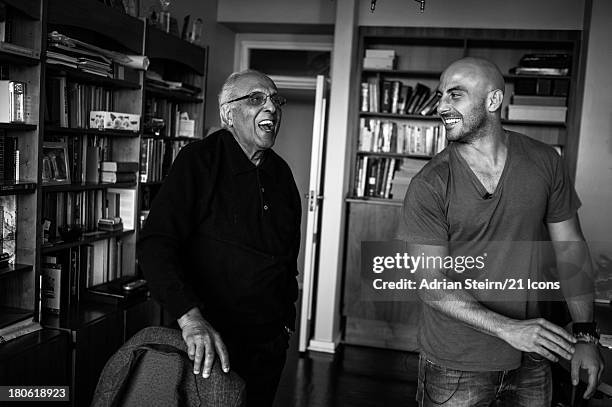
[137,129,301,340]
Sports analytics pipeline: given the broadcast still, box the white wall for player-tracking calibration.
[575,0,612,260]
[217,0,335,24]
[358,0,584,30]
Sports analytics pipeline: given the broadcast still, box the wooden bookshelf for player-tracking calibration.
[0,0,206,402]
[343,26,585,352]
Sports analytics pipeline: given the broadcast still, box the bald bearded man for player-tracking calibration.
[399,58,603,406]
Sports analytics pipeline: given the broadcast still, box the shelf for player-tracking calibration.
[145,26,206,74]
[142,133,201,142]
[346,197,404,207]
[42,182,137,192]
[47,0,144,54]
[360,112,440,120]
[41,301,119,332]
[140,181,164,187]
[45,64,141,90]
[42,229,135,254]
[0,307,34,330]
[0,122,37,131]
[356,151,433,160]
[362,69,442,78]
[145,84,203,103]
[45,126,141,138]
[0,329,66,360]
[504,74,571,81]
[0,264,34,280]
[0,46,40,65]
[0,180,37,195]
[501,119,566,127]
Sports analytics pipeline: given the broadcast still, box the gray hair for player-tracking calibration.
[218,69,273,128]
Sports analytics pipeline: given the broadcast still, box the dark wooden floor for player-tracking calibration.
[274,334,420,407]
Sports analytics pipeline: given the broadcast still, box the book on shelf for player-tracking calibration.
[510,95,567,106]
[0,131,18,181]
[86,237,122,287]
[107,188,136,231]
[100,170,137,184]
[397,85,412,115]
[380,81,392,113]
[356,157,400,199]
[360,82,369,112]
[100,161,139,173]
[509,66,569,76]
[507,105,567,123]
[0,80,26,123]
[406,83,430,115]
[514,77,569,97]
[518,53,571,69]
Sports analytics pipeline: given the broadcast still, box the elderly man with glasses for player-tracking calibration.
[138,70,301,406]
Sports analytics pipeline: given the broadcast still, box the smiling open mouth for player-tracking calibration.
[258,119,275,132]
[442,116,461,126]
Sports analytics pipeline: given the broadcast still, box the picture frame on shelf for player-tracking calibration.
[42,141,70,185]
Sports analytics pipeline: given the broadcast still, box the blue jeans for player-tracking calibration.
[417,353,552,406]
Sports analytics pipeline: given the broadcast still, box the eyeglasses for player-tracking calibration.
[223,91,287,107]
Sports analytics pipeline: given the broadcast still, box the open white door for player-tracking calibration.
[298,75,329,352]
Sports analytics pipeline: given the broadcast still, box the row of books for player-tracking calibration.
[353,157,427,200]
[46,77,115,128]
[42,188,135,242]
[41,239,124,315]
[359,118,448,157]
[0,132,19,181]
[361,79,439,116]
[64,134,112,184]
[140,138,189,183]
[144,97,185,138]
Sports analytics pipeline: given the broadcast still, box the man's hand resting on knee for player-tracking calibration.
[178,307,230,378]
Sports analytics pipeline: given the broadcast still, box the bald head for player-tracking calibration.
[218,69,275,106]
[441,57,505,95]
[437,57,506,141]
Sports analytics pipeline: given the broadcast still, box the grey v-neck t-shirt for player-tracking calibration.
[400,131,580,371]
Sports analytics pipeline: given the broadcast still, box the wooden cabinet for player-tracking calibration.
[342,27,584,350]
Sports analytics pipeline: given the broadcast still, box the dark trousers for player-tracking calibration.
[225,330,289,407]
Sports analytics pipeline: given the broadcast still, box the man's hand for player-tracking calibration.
[571,342,604,399]
[500,318,577,362]
[177,307,230,378]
